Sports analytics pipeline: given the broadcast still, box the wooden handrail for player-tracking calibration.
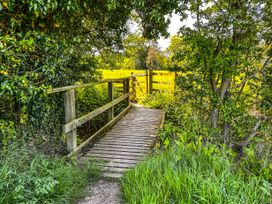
[66,104,132,157]
[48,70,177,153]
[63,92,130,133]
[49,74,147,94]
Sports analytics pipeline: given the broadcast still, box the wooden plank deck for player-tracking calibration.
[82,107,164,178]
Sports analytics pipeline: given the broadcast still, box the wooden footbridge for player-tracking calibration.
[49,70,176,178]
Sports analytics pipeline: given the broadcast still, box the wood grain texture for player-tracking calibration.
[83,107,164,178]
[64,89,77,152]
[63,93,130,133]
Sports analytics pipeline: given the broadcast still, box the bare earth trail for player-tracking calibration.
[77,107,164,204]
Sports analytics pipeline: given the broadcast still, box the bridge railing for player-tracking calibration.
[48,70,177,156]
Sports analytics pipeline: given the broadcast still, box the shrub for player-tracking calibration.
[0,146,100,204]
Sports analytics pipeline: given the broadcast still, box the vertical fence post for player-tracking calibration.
[124,78,130,106]
[131,72,136,102]
[64,89,77,152]
[145,70,149,95]
[108,81,114,121]
[149,69,153,94]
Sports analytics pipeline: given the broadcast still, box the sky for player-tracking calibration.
[158,13,194,50]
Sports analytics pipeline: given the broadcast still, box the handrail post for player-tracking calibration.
[145,70,149,95]
[124,78,130,106]
[64,89,77,152]
[131,72,136,102]
[149,69,153,94]
[108,81,114,121]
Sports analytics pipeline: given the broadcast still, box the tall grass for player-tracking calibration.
[122,146,271,204]
[0,146,100,204]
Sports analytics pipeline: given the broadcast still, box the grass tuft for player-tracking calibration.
[122,146,271,204]
[0,146,100,204]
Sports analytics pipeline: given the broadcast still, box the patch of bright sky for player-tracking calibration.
[128,12,195,51]
[158,13,194,50]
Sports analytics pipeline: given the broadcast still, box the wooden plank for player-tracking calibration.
[97,162,135,169]
[49,76,133,94]
[88,153,144,161]
[87,150,146,157]
[81,107,165,179]
[96,141,153,147]
[91,146,150,154]
[100,137,154,143]
[64,89,77,152]
[107,131,158,135]
[85,157,139,164]
[93,143,150,150]
[64,93,130,133]
[102,135,156,140]
[97,139,154,145]
[66,105,132,157]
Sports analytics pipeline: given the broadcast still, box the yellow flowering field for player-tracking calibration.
[98,69,176,103]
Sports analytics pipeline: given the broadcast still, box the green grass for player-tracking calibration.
[122,146,271,204]
[0,146,100,204]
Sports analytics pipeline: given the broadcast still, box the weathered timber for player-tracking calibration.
[64,93,130,134]
[97,162,135,169]
[149,69,153,94]
[146,70,149,94]
[91,146,150,154]
[66,105,132,157]
[131,73,137,102]
[83,107,164,178]
[64,89,77,152]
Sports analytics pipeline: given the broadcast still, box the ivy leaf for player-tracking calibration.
[34,11,39,18]
[3,2,8,9]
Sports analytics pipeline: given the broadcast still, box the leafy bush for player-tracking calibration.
[122,144,271,204]
[0,146,100,204]
[143,91,174,109]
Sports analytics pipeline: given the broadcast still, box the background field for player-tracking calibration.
[99,69,176,103]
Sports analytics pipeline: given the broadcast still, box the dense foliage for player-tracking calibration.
[1,0,271,203]
[0,145,100,203]
[0,0,184,150]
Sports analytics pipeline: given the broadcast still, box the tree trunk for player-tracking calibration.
[222,122,231,144]
[211,108,218,128]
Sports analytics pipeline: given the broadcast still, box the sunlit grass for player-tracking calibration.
[121,146,271,204]
[99,69,176,103]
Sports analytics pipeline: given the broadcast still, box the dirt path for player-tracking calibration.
[77,179,122,204]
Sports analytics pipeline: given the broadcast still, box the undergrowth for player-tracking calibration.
[122,145,271,204]
[122,92,271,204]
[0,146,100,204]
